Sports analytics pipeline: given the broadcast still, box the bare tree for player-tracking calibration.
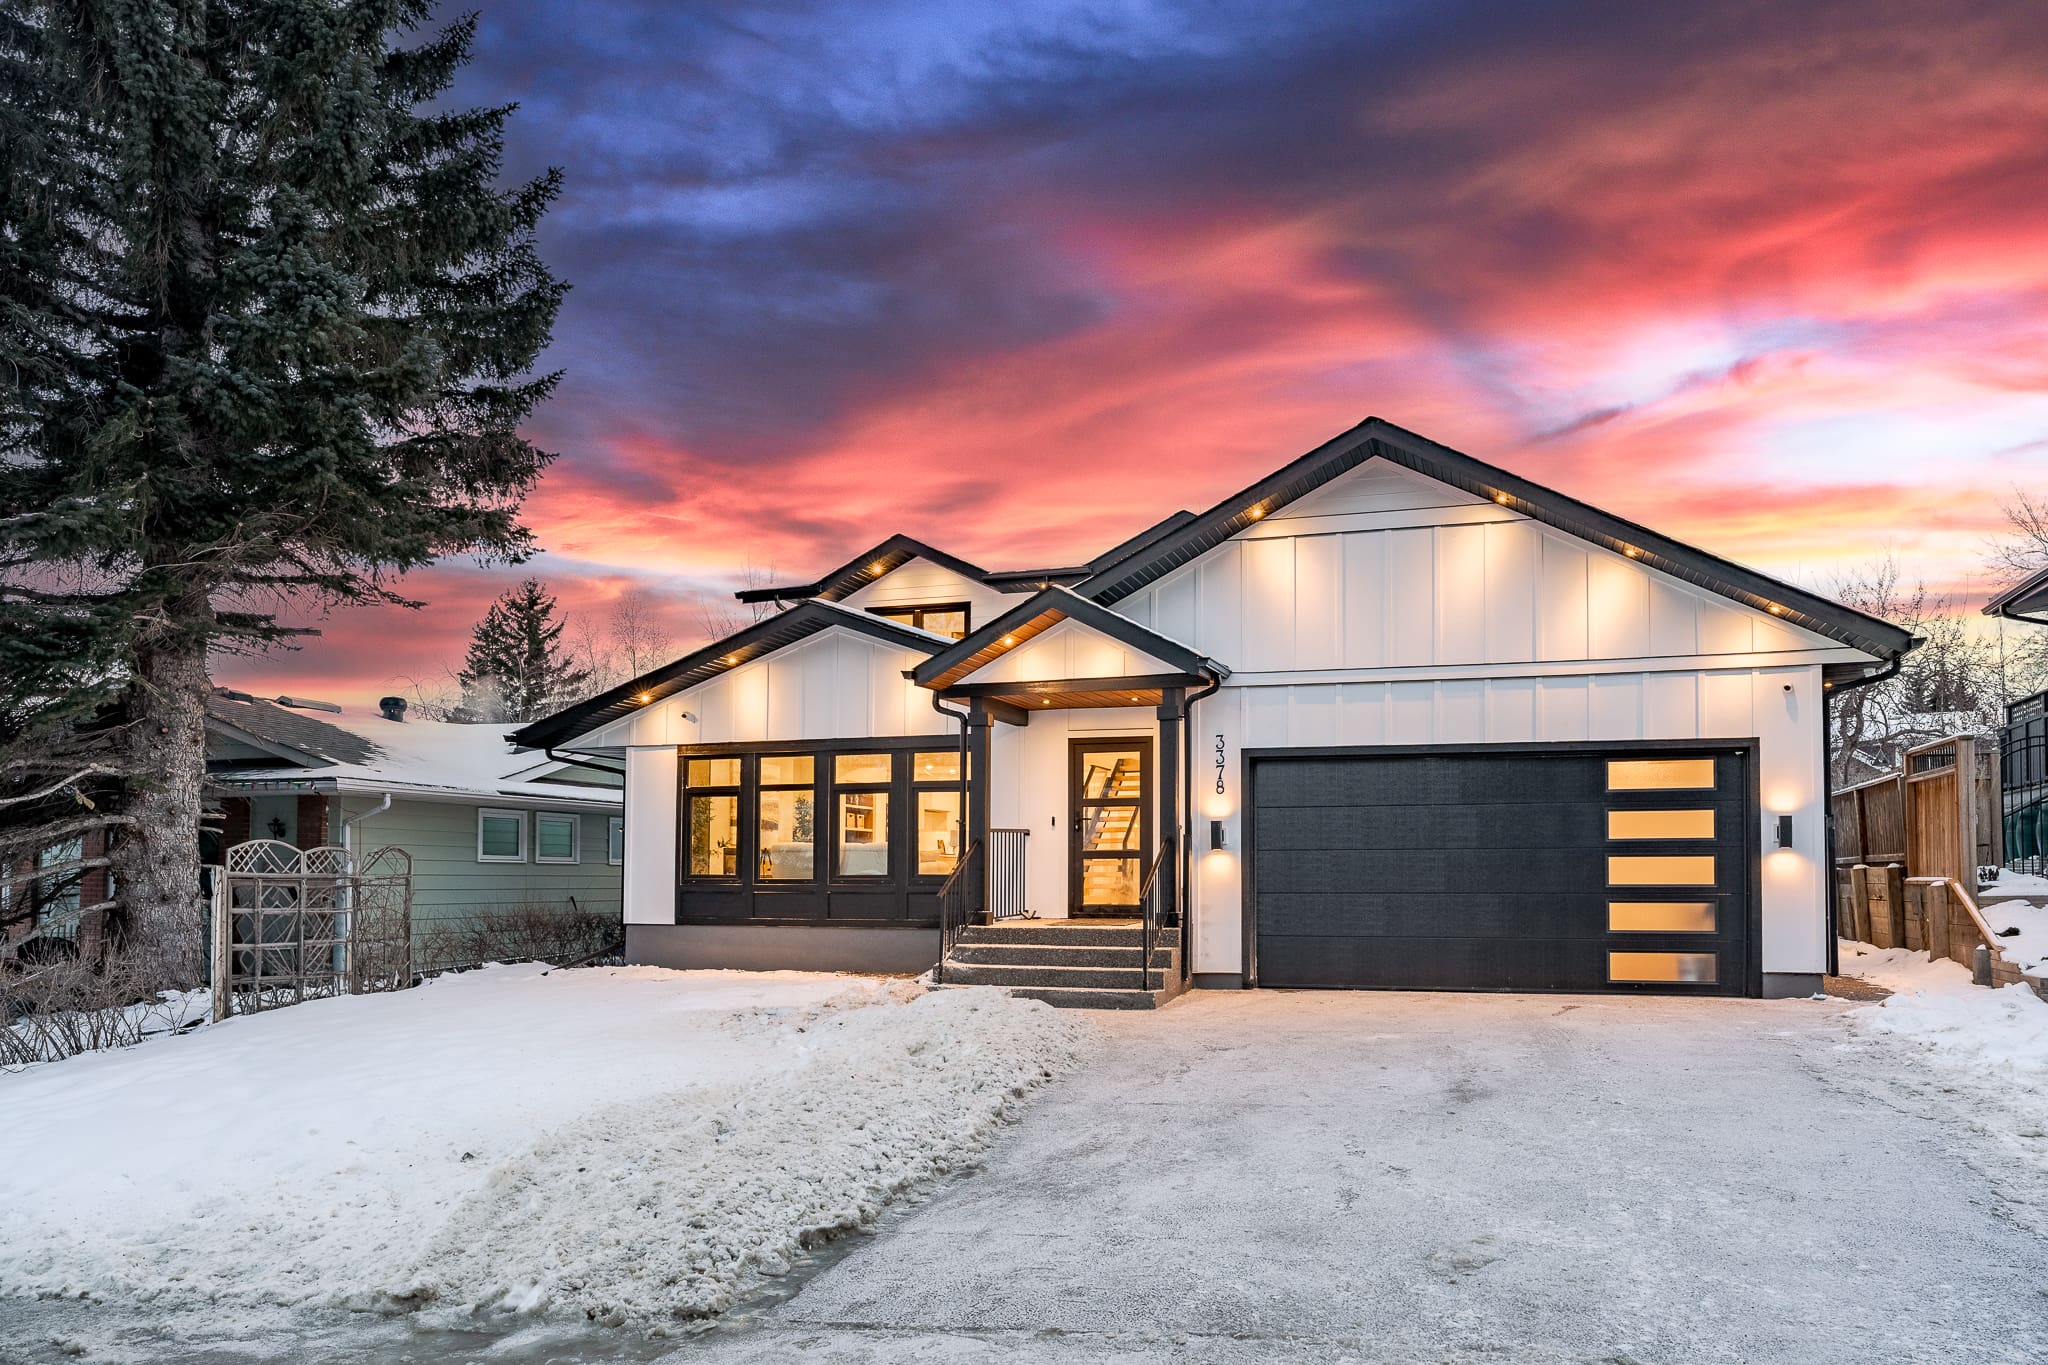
[1829,555,2000,786]
[609,588,674,680]
[698,562,781,642]
[1986,491,2048,707]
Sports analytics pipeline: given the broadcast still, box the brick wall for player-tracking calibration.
[295,794,330,849]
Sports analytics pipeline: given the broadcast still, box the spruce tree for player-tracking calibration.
[457,579,592,722]
[0,2,565,978]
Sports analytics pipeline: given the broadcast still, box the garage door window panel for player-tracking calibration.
[1608,854,1717,886]
[1609,951,1718,984]
[1607,809,1716,840]
[1607,758,1716,790]
[1608,901,1718,933]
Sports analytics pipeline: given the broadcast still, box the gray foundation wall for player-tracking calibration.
[626,923,940,975]
[1761,972,1823,999]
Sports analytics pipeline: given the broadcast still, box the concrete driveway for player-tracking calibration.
[688,989,2048,1364]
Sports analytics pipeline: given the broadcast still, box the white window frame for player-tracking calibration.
[608,815,624,866]
[477,808,527,863]
[534,811,581,865]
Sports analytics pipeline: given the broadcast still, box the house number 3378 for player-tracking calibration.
[1213,734,1226,796]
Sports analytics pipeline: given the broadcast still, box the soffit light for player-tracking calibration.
[635,692,652,704]
[1246,505,1265,520]
[1494,492,1511,505]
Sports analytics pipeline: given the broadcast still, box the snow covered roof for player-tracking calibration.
[206,691,620,808]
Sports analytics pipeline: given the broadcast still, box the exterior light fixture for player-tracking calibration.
[1210,819,1227,851]
[635,692,652,704]
[1002,635,1015,646]
[724,654,738,664]
[1623,546,1640,558]
[869,562,886,574]
[1768,604,1784,615]
[1775,815,1794,849]
[1494,492,1511,505]
[1247,506,1265,520]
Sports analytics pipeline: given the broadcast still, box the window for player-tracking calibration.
[1608,855,1716,886]
[913,751,964,876]
[1607,758,1715,791]
[1608,902,1717,933]
[36,837,83,931]
[1606,809,1715,840]
[478,809,526,862]
[1609,951,1717,984]
[758,755,816,881]
[867,603,971,640]
[608,816,624,866]
[535,812,580,864]
[834,753,892,877]
[686,758,742,879]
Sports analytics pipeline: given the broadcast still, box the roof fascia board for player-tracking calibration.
[511,601,944,750]
[911,586,1227,689]
[1984,564,2048,620]
[1075,417,1914,662]
[735,535,992,605]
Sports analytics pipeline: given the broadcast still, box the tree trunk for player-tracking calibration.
[109,633,210,985]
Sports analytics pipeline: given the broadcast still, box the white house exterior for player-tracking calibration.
[516,419,1913,1003]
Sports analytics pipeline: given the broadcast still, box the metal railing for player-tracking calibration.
[934,839,984,985]
[1135,834,1173,993]
[989,828,1029,920]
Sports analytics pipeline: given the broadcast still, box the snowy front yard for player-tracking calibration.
[0,965,1091,1331]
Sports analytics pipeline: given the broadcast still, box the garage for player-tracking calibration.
[1246,745,1757,995]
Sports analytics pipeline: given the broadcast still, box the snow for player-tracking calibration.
[0,965,1091,1330]
[1835,940,2048,1131]
[231,711,620,805]
[1979,897,2048,975]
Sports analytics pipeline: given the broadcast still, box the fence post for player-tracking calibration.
[209,869,230,1024]
[1851,864,1873,944]
[1881,864,1907,948]
[1902,880,1925,953]
[1925,880,1951,966]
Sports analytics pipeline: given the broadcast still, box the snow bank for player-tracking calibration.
[0,965,1091,1329]
[1979,896,2048,976]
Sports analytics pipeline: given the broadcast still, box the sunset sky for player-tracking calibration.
[231,0,2048,708]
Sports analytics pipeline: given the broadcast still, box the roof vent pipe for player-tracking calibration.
[378,696,408,722]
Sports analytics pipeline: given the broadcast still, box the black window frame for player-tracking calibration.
[865,601,972,639]
[831,752,895,881]
[682,756,744,882]
[754,753,820,885]
[909,749,967,879]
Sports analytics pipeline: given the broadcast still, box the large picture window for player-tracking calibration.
[835,753,892,878]
[757,755,816,880]
[686,759,742,879]
[913,750,963,876]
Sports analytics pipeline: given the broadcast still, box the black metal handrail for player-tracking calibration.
[1135,834,1173,993]
[934,839,984,985]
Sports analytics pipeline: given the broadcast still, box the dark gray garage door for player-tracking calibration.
[1249,747,1755,995]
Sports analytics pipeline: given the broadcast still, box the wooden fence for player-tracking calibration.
[1833,736,2000,900]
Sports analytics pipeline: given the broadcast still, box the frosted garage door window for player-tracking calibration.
[1608,901,1717,933]
[1608,855,1716,886]
[1607,758,1716,791]
[1609,951,1717,984]
[1606,809,1715,840]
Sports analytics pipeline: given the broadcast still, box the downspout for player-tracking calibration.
[1823,652,1904,977]
[342,791,392,873]
[930,691,972,978]
[1181,674,1224,985]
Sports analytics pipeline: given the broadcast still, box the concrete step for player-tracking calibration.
[957,921,1179,948]
[948,942,1176,969]
[998,984,1168,1010]
[941,962,1173,990]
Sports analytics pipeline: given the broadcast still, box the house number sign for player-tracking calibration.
[1214,734,1227,796]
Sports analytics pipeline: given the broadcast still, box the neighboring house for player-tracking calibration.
[206,691,624,935]
[514,418,1914,1004]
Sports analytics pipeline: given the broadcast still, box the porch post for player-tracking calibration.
[1156,687,1185,927]
[967,699,995,922]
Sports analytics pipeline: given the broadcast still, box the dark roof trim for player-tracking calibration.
[735,535,992,605]
[511,601,947,750]
[1076,417,1917,663]
[911,585,1229,690]
[1984,564,2048,622]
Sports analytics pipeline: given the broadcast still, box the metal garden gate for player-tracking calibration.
[209,840,413,1020]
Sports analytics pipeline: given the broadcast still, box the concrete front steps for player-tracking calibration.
[936,919,1184,1010]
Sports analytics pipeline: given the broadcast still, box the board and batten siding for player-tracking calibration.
[602,624,956,927]
[840,557,1014,628]
[333,795,622,927]
[1108,459,1860,982]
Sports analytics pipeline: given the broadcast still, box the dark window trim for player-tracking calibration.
[674,736,967,894]
[866,601,972,638]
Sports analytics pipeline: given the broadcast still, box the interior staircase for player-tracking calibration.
[1078,756,1144,908]
[937,920,1183,1009]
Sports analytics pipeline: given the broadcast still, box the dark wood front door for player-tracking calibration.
[1069,738,1151,918]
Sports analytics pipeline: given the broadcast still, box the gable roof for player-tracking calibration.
[511,598,949,750]
[205,692,378,767]
[912,585,1229,691]
[1985,565,2048,622]
[736,535,994,605]
[1076,417,1918,667]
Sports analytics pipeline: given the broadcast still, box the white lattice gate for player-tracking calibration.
[209,841,413,1021]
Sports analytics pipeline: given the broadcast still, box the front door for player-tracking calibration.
[1069,739,1151,918]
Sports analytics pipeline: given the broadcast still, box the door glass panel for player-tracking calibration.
[1607,809,1715,840]
[1609,855,1716,886]
[837,792,889,876]
[1608,901,1717,933]
[1607,758,1715,790]
[915,791,961,875]
[687,795,738,876]
[1080,805,1142,852]
[758,789,815,879]
[687,757,741,787]
[1079,857,1140,906]
[914,751,962,782]
[835,753,893,784]
[1609,951,1718,984]
[759,754,814,786]
[1080,751,1142,800]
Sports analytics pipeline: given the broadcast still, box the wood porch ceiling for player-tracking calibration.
[938,671,1208,716]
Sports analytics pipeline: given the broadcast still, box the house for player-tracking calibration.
[206,690,624,943]
[513,418,1915,1004]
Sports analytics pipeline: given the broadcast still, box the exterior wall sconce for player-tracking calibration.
[1210,819,1227,851]
[1775,815,1794,849]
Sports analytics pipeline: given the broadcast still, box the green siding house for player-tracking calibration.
[204,690,623,954]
